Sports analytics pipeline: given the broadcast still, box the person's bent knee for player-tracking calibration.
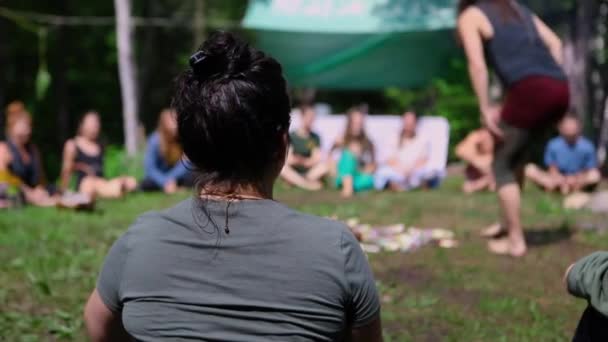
[79,176,97,196]
[123,177,138,192]
[280,164,294,175]
[524,163,540,177]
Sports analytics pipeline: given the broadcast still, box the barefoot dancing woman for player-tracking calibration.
[457,0,569,256]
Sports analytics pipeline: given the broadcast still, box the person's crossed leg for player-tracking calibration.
[525,164,601,194]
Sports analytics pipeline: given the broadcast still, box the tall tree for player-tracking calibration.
[600,97,608,164]
[562,0,594,121]
[193,0,206,49]
[54,0,70,143]
[594,0,608,164]
[114,0,138,156]
[0,17,6,135]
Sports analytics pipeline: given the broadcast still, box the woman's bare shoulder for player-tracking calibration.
[458,6,493,37]
[63,138,77,153]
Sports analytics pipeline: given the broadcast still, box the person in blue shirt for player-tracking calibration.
[141,109,193,194]
[525,115,601,194]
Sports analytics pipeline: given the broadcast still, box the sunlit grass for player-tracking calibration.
[0,178,603,340]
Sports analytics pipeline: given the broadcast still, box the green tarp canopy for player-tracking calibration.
[242,0,460,89]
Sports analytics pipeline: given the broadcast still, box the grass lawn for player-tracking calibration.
[1,178,606,341]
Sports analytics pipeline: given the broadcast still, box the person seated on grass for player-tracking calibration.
[0,101,58,207]
[332,107,376,198]
[374,111,435,191]
[140,108,193,194]
[525,115,601,195]
[61,111,137,199]
[84,31,382,342]
[279,105,329,191]
[565,252,608,341]
[456,127,496,194]
[0,102,92,209]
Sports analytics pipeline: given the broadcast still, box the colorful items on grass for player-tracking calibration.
[342,217,458,253]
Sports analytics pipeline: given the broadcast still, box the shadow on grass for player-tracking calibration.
[524,224,573,247]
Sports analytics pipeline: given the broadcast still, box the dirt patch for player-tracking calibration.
[393,266,435,289]
[524,226,573,247]
[384,317,451,342]
[372,256,435,290]
[442,287,483,311]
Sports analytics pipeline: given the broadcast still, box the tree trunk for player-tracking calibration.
[193,0,206,49]
[562,0,593,123]
[0,18,6,135]
[137,0,157,129]
[598,97,608,165]
[55,0,70,143]
[114,0,139,156]
[593,1,608,165]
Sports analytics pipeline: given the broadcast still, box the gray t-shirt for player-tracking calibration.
[97,198,380,341]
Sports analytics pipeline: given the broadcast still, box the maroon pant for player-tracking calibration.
[493,76,570,187]
[502,76,570,129]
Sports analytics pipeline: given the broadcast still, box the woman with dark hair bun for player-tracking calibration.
[458,0,568,257]
[84,32,382,342]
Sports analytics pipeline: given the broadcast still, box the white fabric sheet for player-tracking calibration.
[290,113,450,178]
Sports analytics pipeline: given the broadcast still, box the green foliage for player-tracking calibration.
[103,145,144,180]
[34,68,51,101]
[384,60,479,160]
[0,180,600,340]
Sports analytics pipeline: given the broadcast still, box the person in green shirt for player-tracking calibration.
[566,252,608,341]
[280,105,329,190]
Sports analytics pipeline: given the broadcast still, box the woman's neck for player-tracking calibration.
[346,133,364,143]
[77,135,98,144]
[201,181,274,200]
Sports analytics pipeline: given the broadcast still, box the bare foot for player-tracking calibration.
[302,180,322,191]
[487,237,527,257]
[462,183,474,194]
[341,176,354,198]
[310,181,323,191]
[58,192,95,211]
[480,223,506,238]
[341,187,354,198]
[123,177,138,193]
[560,182,570,196]
[389,182,404,192]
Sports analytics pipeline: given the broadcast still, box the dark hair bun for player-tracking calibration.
[190,32,255,79]
[173,31,291,186]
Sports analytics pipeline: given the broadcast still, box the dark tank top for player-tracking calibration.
[74,142,104,186]
[6,140,40,187]
[476,0,566,87]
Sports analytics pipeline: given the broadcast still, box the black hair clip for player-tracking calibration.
[189,51,207,68]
